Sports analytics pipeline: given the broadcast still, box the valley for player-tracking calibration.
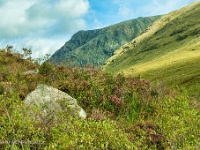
[0,1,200,149]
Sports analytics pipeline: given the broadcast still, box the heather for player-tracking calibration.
[0,49,199,149]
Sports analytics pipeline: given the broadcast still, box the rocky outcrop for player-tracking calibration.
[24,84,86,119]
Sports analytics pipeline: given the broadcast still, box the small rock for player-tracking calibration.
[22,70,38,75]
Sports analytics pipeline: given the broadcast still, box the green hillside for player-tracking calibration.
[48,16,160,67]
[104,1,200,99]
[0,48,200,149]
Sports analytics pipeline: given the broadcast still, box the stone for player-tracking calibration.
[22,70,38,75]
[24,84,86,119]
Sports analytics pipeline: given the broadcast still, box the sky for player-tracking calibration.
[0,0,199,58]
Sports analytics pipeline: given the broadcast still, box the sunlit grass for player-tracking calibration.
[104,2,200,99]
[124,40,200,76]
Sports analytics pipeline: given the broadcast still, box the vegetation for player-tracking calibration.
[48,16,160,67]
[0,2,199,149]
[0,48,200,149]
[104,1,200,99]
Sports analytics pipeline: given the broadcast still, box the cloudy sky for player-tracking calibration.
[0,0,199,58]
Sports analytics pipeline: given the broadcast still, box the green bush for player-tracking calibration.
[38,62,53,76]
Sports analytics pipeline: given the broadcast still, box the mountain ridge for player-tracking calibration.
[48,16,160,66]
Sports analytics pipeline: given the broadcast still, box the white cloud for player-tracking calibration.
[0,0,89,37]
[0,1,33,37]
[54,0,89,18]
[0,0,89,58]
[0,36,68,58]
[20,37,68,58]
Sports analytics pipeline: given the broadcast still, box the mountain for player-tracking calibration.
[104,1,200,98]
[48,16,160,67]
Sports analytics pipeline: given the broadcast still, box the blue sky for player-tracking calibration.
[0,0,199,58]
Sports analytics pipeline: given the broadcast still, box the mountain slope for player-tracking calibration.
[104,1,200,98]
[48,16,160,67]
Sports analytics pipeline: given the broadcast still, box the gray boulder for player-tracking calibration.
[24,84,86,119]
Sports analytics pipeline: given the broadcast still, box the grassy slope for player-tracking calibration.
[104,2,200,98]
[0,49,200,149]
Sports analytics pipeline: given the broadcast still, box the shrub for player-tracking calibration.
[176,34,188,41]
[38,62,53,76]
